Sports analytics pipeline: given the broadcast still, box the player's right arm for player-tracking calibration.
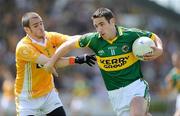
[44,38,80,72]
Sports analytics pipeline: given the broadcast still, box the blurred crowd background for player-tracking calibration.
[0,0,180,116]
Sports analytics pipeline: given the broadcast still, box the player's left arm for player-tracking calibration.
[35,54,73,77]
[144,33,163,61]
[37,53,96,76]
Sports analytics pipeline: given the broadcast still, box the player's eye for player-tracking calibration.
[99,22,104,27]
[33,25,38,28]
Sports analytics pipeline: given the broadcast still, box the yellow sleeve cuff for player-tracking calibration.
[150,33,156,41]
[75,40,81,48]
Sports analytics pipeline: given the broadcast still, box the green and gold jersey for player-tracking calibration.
[76,26,155,90]
[168,68,180,92]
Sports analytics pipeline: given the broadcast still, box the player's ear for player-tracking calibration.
[24,27,30,33]
[110,18,116,25]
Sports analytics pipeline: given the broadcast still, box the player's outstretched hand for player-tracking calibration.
[75,54,96,66]
[143,46,163,61]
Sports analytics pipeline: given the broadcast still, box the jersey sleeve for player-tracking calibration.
[75,33,96,48]
[133,28,155,40]
[49,32,70,47]
[16,44,40,62]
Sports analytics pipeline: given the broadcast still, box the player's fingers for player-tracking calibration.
[89,55,97,61]
[143,51,153,57]
[89,59,95,65]
[143,56,155,61]
[91,56,97,61]
[87,62,93,67]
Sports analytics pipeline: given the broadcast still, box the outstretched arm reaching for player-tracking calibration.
[44,37,96,75]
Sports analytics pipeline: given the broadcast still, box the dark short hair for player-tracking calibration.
[21,12,39,28]
[92,8,114,22]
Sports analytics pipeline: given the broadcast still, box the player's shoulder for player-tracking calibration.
[46,31,66,37]
[46,31,57,36]
[119,26,143,33]
[16,36,30,47]
[16,36,33,52]
[120,26,152,37]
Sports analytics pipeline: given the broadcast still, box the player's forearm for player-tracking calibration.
[35,54,50,65]
[55,57,75,68]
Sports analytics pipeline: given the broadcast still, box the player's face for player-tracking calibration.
[172,54,180,68]
[93,17,116,40]
[28,16,45,39]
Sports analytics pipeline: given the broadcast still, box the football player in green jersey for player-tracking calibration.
[164,51,180,116]
[45,8,163,116]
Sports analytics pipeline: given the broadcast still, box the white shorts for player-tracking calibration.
[107,79,150,116]
[15,88,63,116]
[176,94,180,110]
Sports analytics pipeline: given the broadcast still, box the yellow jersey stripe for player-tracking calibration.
[106,36,118,44]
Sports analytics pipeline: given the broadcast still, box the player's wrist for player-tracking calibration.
[69,56,76,65]
[74,55,86,64]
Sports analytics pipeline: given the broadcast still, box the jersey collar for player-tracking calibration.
[27,34,47,46]
[98,25,123,44]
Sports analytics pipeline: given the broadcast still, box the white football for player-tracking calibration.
[132,36,155,61]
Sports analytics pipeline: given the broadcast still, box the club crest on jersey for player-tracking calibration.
[122,45,129,53]
[98,50,105,56]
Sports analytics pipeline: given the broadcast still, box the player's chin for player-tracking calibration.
[39,31,45,36]
[38,34,45,38]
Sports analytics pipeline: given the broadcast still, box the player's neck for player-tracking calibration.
[28,34,45,43]
[27,34,46,47]
[109,28,117,40]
